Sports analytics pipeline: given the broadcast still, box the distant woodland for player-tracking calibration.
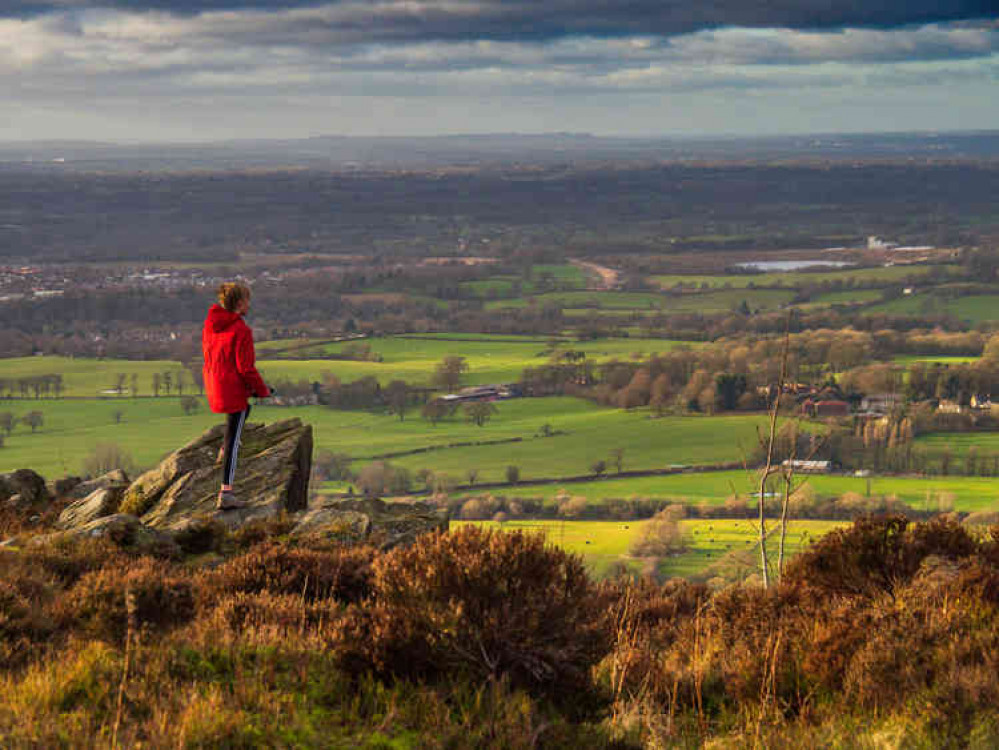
[1,162,997,263]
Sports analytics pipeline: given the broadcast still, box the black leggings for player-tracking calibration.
[222,406,251,486]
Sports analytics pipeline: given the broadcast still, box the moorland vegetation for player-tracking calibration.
[2,513,999,747]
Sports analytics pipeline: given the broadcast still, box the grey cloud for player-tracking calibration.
[2,0,996,40]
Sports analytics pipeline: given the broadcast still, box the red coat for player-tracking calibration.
[202,304,269,414]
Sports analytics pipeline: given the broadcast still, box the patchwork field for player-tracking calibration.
[255,335,691,386]
[459,263,589,296]
[0,336,693,397]
[868,293,999,324]
[455,469,999,512]
[455,518,847,580]
[485,288,797,314]
[650,264,949,290]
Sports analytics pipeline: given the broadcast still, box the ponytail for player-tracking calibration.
[217,282,251,312]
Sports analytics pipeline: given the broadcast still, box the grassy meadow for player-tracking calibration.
[868,292,999,323]
[0,396,766,482]
[456,518,847,579]
[915,432,999,462]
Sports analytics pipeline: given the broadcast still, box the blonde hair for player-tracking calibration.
[217,282,251,312]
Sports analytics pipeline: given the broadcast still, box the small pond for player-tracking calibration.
[734,260,855,272]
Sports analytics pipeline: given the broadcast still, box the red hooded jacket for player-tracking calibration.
[202,304,270,414]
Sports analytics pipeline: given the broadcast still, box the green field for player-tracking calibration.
[485,291,667,310]
[255,336,691,386]
[0,398,224,478]
[456,518,845,579]
[0,337,693,396]
[0,357,187,398]
[892,355,981,367]
[915,432,999,462]
[486,288,797,314]
[868,294,999,324]
[0,396,767,482]
[385,411,768,484]
[805,289,885,307]
[460,263,588,297]
[651,264,948,290]
[455,469,999,512]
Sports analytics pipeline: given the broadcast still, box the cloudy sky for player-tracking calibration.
[2,1,997,141]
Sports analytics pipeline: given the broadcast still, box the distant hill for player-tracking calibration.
[2,130,999,172]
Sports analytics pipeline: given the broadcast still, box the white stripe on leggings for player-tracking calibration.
[226,409,248,486]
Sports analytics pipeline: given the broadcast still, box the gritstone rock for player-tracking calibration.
[122,418,313,532]
[0,469,50,506]
[292,497,449,549]
[28,513,180,558]
[48,476,83,498]
[56,487,125,530]
[66,469,129,500]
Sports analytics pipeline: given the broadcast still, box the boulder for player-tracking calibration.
[66,470,129,500]
[56,487,125,530]
[28,514,180,558]
[49,476,83,498]
[0,469,50,506]
[292,497,449,549]
[123,419,312,533]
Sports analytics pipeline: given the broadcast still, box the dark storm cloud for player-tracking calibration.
[2,0,996,41]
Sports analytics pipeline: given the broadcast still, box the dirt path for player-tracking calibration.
[569,258,621,290]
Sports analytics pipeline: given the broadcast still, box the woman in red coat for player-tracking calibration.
[202,282,270,510]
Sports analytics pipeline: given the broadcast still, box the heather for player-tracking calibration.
[3,515,999,748]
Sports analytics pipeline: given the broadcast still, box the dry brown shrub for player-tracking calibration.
[210,590,341,636]
[227,516,298,551]
[58,557,195,643]
[841,560,999,715]
[172,518,229,555]
[785,514,977,599]
[698,585,805,706]
[332,525,610,702]
[964,511,999,527]
[17,537,127,586]
[598,578,710,704]
[199,542,375,606]
[0,566,59,667]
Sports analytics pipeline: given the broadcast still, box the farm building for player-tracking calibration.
[860,393,900,415]
[441,384,516,404]
[801,399,850,418]
[781,459,832,474]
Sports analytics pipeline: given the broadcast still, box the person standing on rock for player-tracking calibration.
[202,282,271,510]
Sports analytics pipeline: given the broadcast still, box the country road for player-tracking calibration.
[569,258,621,290]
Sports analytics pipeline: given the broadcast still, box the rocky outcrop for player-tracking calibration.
[123,418,313,532]
[56,487,125,530]
[4,420,449,555]
[292,497,449,549]
[0,469,50,507]
[66,470,129,501]
[48,476,83,498]
[29,513,180,557]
